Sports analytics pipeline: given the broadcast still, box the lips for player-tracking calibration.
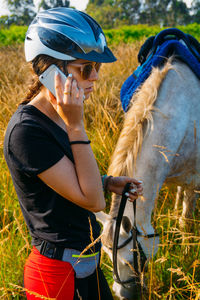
[85,86,93,93]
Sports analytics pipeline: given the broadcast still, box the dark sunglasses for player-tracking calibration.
[67,62,101,80]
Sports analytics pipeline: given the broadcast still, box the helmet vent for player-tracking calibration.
[39,17,76,28]
[79,12,101,42]
[38,27,82,55]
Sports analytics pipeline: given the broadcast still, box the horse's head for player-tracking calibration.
[96,212,145,299]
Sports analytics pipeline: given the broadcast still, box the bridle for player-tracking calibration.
[111,183,159,287]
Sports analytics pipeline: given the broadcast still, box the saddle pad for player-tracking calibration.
[121,28,200,112]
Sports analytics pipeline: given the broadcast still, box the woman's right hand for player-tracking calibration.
[50,72,85,130]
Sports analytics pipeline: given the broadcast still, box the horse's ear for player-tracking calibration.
[95,212,109,225]
[121,216,132,234]
[138,35,155,64]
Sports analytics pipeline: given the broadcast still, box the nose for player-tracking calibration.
[88,67,99,81]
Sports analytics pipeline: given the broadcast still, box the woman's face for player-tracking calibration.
[67,59,101,100]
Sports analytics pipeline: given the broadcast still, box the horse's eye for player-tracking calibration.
[122,216,132,233]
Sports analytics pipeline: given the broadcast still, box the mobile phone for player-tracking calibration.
[39,64,67,97]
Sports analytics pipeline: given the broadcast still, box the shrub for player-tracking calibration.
[0,23,200,47]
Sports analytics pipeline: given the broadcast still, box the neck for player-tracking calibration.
[28,90,66,132]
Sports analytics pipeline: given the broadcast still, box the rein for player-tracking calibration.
[112,183,159,287]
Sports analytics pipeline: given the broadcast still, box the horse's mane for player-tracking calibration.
[108,59,174,178]
[107,59,174,218]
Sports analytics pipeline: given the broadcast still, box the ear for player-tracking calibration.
[95,211,110,225]
[121,216,132,235]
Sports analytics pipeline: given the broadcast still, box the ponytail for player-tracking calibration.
[21,77,42,104]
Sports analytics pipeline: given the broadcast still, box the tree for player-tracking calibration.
[167,0,190,26]
[87,0,105,5]
[190,0,200,22]
[86,0,142,28]
[115,0,141,25]
[86,0,192,27]
[0,15,12,27]
[139,0,161,25]
[139,0,190,26]
[86,3,121,28]
[5,0,36,25]
[39,0,70,11]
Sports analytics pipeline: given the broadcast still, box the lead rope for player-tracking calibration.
[112,183,149,287]
[113,182,135,287]
[132,198,138,274]
[112,183,159,288]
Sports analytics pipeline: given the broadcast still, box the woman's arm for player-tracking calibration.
[38,74,105,212]
[38,149,105,212]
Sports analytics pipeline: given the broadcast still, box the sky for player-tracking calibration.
[0,0,88,15]
[0,0,193,16]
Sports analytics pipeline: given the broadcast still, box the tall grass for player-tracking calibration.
[0,43,199,299]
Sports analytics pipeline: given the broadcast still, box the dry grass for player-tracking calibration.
[0,43,199,299]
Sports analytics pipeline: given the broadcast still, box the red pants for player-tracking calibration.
[24,246,75,300]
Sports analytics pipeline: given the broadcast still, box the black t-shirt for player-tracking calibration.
[3,104,101,252]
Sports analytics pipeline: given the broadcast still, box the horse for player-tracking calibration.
[96,30,200,299]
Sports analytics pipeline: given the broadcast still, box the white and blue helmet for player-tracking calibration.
[25,7,116,63]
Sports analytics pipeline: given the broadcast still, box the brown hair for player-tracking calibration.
[21,55,67,104]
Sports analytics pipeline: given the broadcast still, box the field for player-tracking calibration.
[0,41,200,299]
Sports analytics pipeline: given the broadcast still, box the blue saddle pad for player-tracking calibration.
[120,28,200,112]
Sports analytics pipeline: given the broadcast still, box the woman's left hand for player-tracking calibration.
[106,176,143,202]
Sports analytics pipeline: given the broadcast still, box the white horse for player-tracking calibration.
[96,58,200,299]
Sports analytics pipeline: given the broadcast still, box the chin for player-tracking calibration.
[84,93,90,101]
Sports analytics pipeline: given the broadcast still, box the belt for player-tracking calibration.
[35,240,100,278]
[35,240,65,260]
[35,240,99,261]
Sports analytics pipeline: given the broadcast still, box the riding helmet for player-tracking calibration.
[24,7,116,63]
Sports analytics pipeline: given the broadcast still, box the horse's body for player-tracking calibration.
[97,59,200,299]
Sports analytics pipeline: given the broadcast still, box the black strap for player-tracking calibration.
[70,140,91,145]
[35,241,65,260]
[112,183,151,286]
[112,183,135,286]
[132,199,138,273]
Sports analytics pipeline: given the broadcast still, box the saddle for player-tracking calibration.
[120,28,200,112]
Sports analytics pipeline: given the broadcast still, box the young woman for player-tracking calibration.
[4,7,143,300]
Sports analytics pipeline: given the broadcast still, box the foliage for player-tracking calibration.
[1,23,200,48]
[2,0,70,26]
[0,25,27,46]
[139,0,190,26]
[5,0,36,25]
[86,0,142,29]
[191,0,200,23]
[86,3,121,29]
[38,0,70,10]
[104,23,200,45]
[86,0,199,29]
[2,0,200,28]
[104,24,163,45]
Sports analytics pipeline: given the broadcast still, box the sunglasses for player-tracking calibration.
[67,62,101,80]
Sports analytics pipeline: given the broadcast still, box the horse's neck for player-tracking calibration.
[109,60,200,233]
[155,60,200,183]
